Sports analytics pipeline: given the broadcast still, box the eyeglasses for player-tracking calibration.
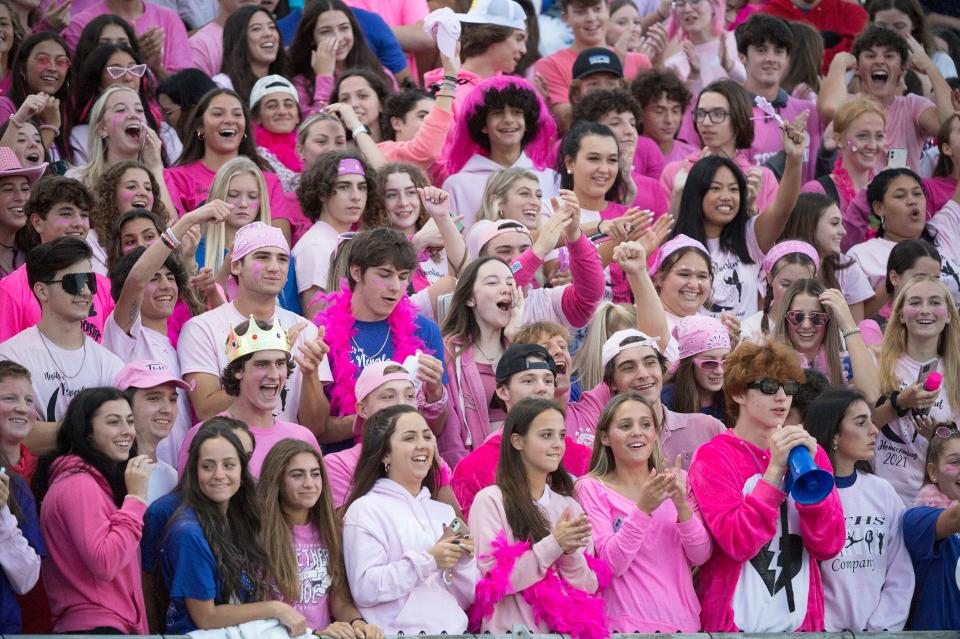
[106,64,147,79]
[785,310,830,327]
[693,357,725,372]
[671,0,703,8]
[44,272,97,295]
[32,53,70,70]
[694,108,729,124]
[747,378,800,395]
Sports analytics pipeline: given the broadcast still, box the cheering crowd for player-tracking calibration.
[0,0,958,634]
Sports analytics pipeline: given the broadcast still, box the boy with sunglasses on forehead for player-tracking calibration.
[0,176,115,344]
[0,237,123,454]
[688,339,844,632]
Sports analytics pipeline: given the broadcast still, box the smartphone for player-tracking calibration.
[887,148,908,169]
[917,358,938,385]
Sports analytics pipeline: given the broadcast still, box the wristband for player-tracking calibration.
[161,227,181,250]
[7,114,22,129]
[443,74,458,83]
[351,124,369,138]
[349,618,365,626]
[39,124,60,135]
[889,391,908,418]
[841,326,861,339]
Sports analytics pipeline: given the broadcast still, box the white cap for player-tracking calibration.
[458,0,527,31]
[601,329,660,369]
[250,75,299,111]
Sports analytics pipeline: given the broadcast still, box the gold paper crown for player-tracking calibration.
[225,315,291,363]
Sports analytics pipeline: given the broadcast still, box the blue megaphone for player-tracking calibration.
[784,447,834,505]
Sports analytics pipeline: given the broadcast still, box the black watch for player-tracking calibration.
[889,391,909,417]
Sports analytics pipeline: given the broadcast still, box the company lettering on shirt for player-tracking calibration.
[831,514,888,574]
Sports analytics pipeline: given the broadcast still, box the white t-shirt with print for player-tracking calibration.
[704,217,764,320]
[0,326,123,421]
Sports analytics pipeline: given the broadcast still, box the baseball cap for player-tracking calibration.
[355,360,415,403]
[458,0,527,31]
[496,344,557,383]
[249,75,298,112]
[601,329,660,369]
[466,219,531,259]
[572,47,624,81]
[115,360,193,391]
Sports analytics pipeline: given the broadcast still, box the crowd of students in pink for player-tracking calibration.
[0,0,959,635]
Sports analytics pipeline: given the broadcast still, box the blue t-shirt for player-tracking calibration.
[277,7,408,74]
[349,314,447,383]
[0,477,45,633]
[142,491,182,574]
[903,505,960,630]
[161,508,255,634]
[195,236,302,316]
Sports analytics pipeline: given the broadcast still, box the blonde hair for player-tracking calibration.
[573,302,638,391]
[588,393,664,478]
[75,85,143,189]
[880,275,960,412]
[833,97,886,138]
[203,157,271,273]
[475,167,541,226]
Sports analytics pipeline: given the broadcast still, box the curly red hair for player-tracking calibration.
[723,339,805,419]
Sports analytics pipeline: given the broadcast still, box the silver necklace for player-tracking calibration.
[38,329,86,379]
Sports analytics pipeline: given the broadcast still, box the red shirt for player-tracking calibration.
[762,0,867,73]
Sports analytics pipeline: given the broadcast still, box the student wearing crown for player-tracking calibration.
[176,315,323,478]
[316,227,447,447]
[178,222,333,439]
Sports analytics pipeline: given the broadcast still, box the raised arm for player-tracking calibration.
[818,52,856,126]
[755,112,809,252]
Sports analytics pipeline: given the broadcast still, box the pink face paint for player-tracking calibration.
[943,463,959,475]
[120,190,135,200]
[903,307,920,319]
[933,307,948,318]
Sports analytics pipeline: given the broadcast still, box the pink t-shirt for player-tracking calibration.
[292,221,340,294]
[164,160,292,220]
[177,302,332,425]
[325,442,453,508]
[342,0,428,75]
[882,94,936,175]
[176,416,321,478]
[924,175,959,216]
[62,1,193,73]
[664,139,700,165]
[188,22,224,77]
[574,475,710,633]
[632,135,666,181]
[0,264,115,343]
[535,48,652,107]
[659,407,727,470]
[273,523,332,631]
[0,327,123,421]
[102,312,193,468]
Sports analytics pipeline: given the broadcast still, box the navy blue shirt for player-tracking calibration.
[278,7,408,74]
[349,314,447,384]
[904,506,960,630]
[0,477,45,633]
[142,491,182,574]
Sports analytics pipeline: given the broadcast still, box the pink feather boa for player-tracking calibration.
[915,483,959,509]
[469,530,612,639]
[314,279,427,416]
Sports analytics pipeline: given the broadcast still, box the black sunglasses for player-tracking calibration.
[747,378,800,396]
[44,272,97,295]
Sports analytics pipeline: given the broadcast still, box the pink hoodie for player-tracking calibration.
[39,455,148,634]
[687,430,845,632]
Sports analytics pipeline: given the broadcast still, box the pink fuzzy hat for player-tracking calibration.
[443,75,557,177]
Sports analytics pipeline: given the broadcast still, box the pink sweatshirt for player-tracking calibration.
[378,104,453,177]
[341,478,477,634]
[687,430,845,632]
[469,484,600,634]
[39,455,148,634]
[574,475,711,632]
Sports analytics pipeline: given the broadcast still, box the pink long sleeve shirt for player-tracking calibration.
[574,475,711,633]
[469,484,600,634]
[688,430,845,632]
[39,455,148,634]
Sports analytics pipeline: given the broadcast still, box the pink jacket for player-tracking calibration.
[469,484,600,634]
[39,456,148,634]
[688,430,845,632]
[439,340,492,466]
[575,475,711,632]
[342,478,476,633]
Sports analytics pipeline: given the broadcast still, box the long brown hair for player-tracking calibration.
[173,419,267,602]
[782,192,855,293]
[440,256,511,356]
[670,358,723,417]
[258,439,346,602]
[771,278,844,385]
[588,392,664,477]
[93,160,169,250]
[496,398,572,542]
[344,405,441,511]
[174,88,270,170]
[362,162,429,231]
[934,113,960,179]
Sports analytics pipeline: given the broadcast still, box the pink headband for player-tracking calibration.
[338,158,365,177]
[648,234,709,276]
[762,240,820,275]
[673,315,730,362]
